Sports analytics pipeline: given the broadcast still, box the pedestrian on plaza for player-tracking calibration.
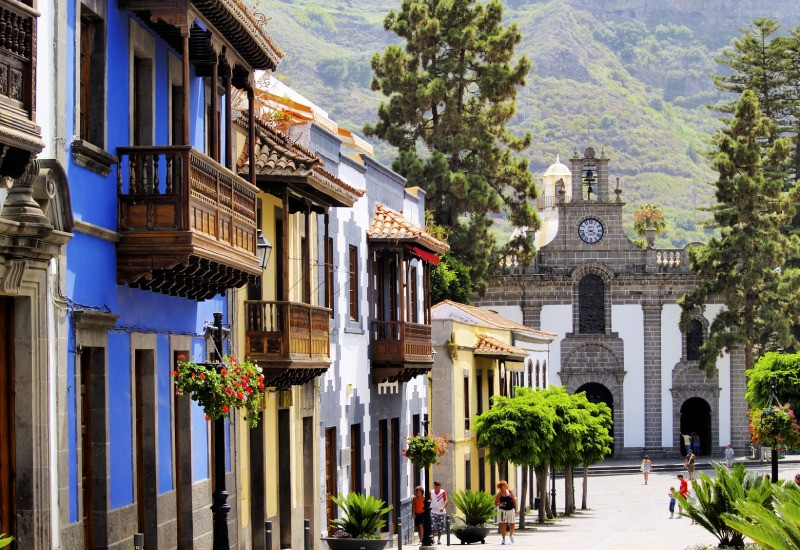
[684,450,696,480]
[676,474,689,518]
[794,473,800,485]
[691,432,700,456]
[681,433,691,455]
[724,444,734,469]
[430,481,448,544]
[641,455,653,485]
[495,480,518,545]
[412,486,425,542]
[668,486,676,519]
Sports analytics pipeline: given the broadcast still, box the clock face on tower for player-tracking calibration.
[578,218,604,244]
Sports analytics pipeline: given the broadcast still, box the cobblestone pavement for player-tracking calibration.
[415,460,800,550]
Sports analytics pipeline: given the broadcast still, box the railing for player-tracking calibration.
[536,196,558,210]
[117,146,258,256]
[652,249,683,269]
[245,301,331,360]
[370,320,433,363]
[0,0,35,113]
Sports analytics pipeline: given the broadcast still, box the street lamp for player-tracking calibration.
[210,312,230,549]
[550,464,556,517]
[256,229,272,269]
[421,414,434,548]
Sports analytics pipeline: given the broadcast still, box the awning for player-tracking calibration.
[408,245,441,265]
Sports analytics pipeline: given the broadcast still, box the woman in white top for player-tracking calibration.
[641,455,653,485]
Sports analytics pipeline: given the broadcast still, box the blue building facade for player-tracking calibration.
[58,1,282,548]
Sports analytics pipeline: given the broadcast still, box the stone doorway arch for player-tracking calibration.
[680,398,713,456]
[576,382,614,455]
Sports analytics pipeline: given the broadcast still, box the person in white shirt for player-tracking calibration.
[430,481,448,544]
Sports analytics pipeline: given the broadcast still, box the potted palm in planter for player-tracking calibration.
[450,489,496,545]
[324,492,393,550]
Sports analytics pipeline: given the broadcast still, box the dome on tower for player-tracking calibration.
[543,154,571,178]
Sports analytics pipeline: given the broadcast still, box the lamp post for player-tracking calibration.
[550,464,556,517]
[770,376,779,483]
[421,414,434,548]
[210,311,230,549]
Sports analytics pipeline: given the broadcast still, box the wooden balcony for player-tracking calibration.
[0,0,42,178]
[245,301,331,388]
[371,320,434,383]
[116,145,261,299]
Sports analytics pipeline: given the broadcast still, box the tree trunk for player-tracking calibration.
[564,463,574,515]
[535,466,548,523]
[581,464,589,510]
[519,465,528,529]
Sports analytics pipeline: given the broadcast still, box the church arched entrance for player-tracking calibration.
[680,398,712,456]
[577,382,614,455]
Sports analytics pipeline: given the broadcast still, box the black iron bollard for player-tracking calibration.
[265,520,273,550]
[304,519,310,550]
[397,520,402,550]
[133,533,144,550]
[445,515,450,546]
[211,312,231,550]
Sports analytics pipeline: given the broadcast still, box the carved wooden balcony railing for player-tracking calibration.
[116,145,261,299]
[371,320,434,383]
[0,0,42,178]
[245,300,331,388]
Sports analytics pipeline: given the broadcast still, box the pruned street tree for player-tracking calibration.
[576,398,613,510]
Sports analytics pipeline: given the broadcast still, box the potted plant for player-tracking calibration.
[633,203,666,248]
[324,492,393,550]
[173,354,266,427]
[749,402,800,449]
[403,433,448,469]
[450,489,496,544]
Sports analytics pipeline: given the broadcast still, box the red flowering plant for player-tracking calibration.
[173,354,266,427]
[403,434,448,469]
[749,403,800,450]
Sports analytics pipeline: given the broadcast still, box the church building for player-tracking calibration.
[475,148,749,458]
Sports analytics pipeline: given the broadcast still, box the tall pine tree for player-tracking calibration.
[679,90,799,375]
[364,0,537,293]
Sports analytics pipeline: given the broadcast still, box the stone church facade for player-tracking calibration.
[476,148,749,458]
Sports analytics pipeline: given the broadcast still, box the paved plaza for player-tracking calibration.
[411,458,800,550]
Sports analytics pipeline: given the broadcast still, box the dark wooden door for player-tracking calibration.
[324,428,337,531]
[390,418,400,534]
[0,298,15,548]
[80,349,95,550]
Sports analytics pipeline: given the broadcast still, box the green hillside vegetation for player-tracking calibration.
[256,0,798,248]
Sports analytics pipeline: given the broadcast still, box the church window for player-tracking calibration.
[686,319,703,361]
[578,274,605,334]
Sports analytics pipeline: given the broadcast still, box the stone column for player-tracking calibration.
[521,302,541,330]
[642,302,662,450]
[729,347,749,453]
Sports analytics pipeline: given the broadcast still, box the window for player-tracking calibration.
[348,246,358,320]
[687,320,703,361]
[409,266,418,323]
[79,6,105,147]
[465,458,471,490]
[412,415,421,488]
[578,274,605,333]
[463,376,470,430]
[326,237,334,317]
[478,456,485,493]
[476,370,483,415]
[488,371,494,403]
[535,361,540,388]
[350,424,362,494]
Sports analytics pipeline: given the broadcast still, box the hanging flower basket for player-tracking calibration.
[403,434,448,469]
[173,354,265,427]
[749,403,800,450]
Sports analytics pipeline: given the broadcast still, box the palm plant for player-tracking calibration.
[450,489,496,527]
[0,534,12,548]
[674,463,773,548]
[329,492,393,539]
[723,483,800,550]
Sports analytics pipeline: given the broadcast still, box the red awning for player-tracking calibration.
[407,245,441,265]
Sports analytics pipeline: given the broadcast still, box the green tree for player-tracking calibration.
[431,253,473,304]
[473,387,555,524]
[679,90,799,375]
[364,0,538,293]
[675,463,773,548]
[577,399,613,510]
[723,482,800,550]
[746,352,800,412]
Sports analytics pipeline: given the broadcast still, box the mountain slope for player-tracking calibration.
[256,0,800,247]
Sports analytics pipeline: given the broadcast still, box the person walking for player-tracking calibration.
[430,481,448,544]
[724,444,734,469]
[685,450,697,480]
[681,433,691,455]
[691,432,701,456]
[676,474,689,518]
[641,455,653,485]
[412,486,425,542]
[668,487,676,519]
[495,480,518,545]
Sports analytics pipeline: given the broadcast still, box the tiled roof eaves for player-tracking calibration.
[226,0,285,66]
[435,300,557,338]
[368,203,449,255]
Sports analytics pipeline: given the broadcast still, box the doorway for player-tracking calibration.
[325,428,337,533]
[576,383,614,455]
[680,398,712,456]
[0,298,15,548]
[278,409,291,548]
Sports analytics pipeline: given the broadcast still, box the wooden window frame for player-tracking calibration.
[348,245,358,321]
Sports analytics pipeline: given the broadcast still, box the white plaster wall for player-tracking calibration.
[613,304,645,448]
[540,304,572,387]
[705,304,731,445]
[488,305,523,324]
[38,0,55,155]
[661,304,682,446]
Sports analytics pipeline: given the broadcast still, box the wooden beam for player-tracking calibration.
[181,28,190,146]
[304,201,311,304]
[210,56,219,162]
[248,85,256,187]
[224,63,233,170]
[282,187,290,302]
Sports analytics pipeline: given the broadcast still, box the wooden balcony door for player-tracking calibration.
[0,298,15,549]
[279,410,291,548]
[134,350,157,550]
[324,428,337,532]
[80,350,95,550]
